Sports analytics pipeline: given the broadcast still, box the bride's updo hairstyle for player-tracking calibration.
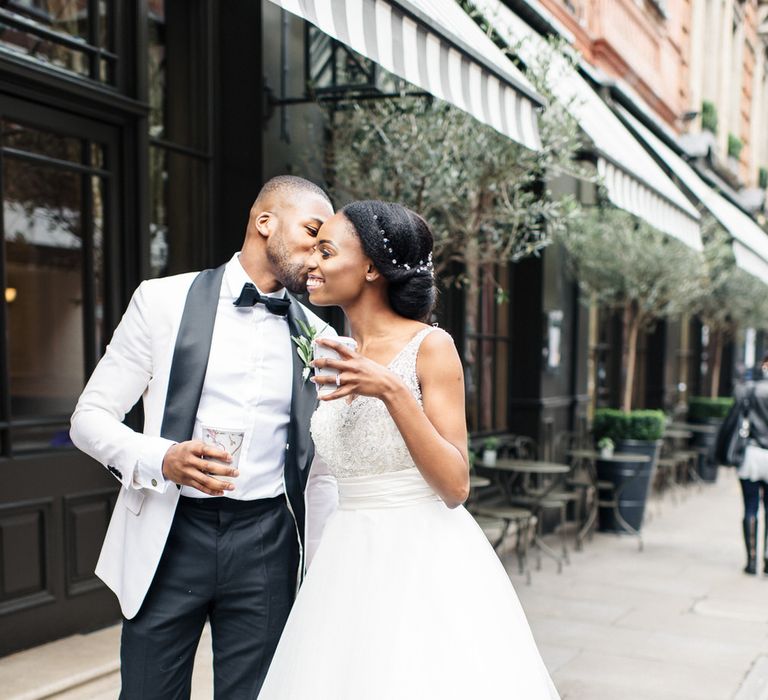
[342,200,437,322]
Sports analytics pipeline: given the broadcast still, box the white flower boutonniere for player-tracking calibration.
[291,319,329,382]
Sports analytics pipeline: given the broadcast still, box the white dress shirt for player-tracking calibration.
[179,253,294,500]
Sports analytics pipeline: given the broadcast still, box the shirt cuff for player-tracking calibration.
[132,437,177,493]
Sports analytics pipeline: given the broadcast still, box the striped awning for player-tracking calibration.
[597,157,702,252]
[473,0,703,251]
[616,106,768,283]
[266,0,544,151]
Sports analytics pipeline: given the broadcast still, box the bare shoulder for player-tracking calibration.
[416,327,462,379]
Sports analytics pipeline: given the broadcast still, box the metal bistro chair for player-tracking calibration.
[656,438,683,506]
[501,437,578,571]
[555,432,597,550]
[518,435,587,556]
[472,502,536,584]
[470,436,535,583]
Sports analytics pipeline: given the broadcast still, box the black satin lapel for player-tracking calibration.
[160,265,226,443]
[286,298,319,472]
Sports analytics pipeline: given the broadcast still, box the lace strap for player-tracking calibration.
[410,326,439,354]
[389,326,440,379]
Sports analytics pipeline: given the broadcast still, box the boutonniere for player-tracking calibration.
[291,319,329,382]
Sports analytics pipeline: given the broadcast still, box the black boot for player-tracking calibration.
[743,517,757,575]
[763,525,768,576]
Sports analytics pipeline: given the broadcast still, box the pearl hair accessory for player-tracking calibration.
[372,214,434,276]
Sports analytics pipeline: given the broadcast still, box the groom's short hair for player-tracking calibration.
[255,175,331,208]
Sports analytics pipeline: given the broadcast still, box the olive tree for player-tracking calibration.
[557,206,703,411]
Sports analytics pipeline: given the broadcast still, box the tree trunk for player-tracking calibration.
[462,191,483,427]
[587,295,599,420]
[709,329,723,399]
[622,302,641,413]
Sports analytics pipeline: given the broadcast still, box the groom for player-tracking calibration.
[70,175,337,698]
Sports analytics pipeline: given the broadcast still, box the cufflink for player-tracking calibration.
[151,478,158,487]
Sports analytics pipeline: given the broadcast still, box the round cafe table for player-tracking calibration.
[481,459,571,570]
[469,474,491,489]
[669,422,718,435]
[663,429,693,441]
[491,459,571,476]
[567,448,649,464]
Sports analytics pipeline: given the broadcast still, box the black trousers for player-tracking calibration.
[120,495,299,700]
[741,478,768,520]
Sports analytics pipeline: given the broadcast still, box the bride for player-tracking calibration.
[258,200,560,699]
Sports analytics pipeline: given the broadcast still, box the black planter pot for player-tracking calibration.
[690,418,722,483]
[597,439,660,533]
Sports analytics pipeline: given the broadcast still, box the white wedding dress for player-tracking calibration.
[258,328,560,699]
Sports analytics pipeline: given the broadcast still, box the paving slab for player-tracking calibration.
[503,469,768,699]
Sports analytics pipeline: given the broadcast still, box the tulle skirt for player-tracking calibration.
[258,468,560,699]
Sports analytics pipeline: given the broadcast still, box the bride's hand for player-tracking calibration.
[311,339,405,402]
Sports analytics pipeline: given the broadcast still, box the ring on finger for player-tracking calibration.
[335,372,342,387]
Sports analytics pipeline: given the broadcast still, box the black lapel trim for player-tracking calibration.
[285,296,320,536]
[160,265,227,443]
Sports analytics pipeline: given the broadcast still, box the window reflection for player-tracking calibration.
[466,266,511,433]
[2,121,106,453]
[149,146,207,277]
[147,0,209,277]
[1,1,115,83]
[5,159,84,432]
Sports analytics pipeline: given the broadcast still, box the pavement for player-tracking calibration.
[1,468,767,699]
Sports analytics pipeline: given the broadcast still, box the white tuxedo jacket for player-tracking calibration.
[70,270,338,619]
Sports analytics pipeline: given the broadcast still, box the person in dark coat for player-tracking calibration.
[732,353,768,575]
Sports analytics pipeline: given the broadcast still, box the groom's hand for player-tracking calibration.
[161,441,239,496]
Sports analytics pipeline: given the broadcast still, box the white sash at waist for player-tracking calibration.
[337,467,441,510]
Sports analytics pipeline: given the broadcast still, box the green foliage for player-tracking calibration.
[759,167,768,189]
[593,409,628,444]
[691,221,741,334]
[701,100,718,134]
[556,206,702,327]
[290,320,328,382]
[690,218,768,333]
[628,411,666,441]
[597,437,614,449]
[483,436,499,451]
[593,409,665,443]
[728,132,743,160]
[687,396,734,421]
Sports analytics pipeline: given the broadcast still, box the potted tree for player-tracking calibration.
[687,396,734,481]
[593,409,665,533]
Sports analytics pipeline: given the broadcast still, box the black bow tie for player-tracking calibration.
[233,282,291,316]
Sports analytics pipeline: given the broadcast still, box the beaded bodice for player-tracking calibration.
[310,327,437,479]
